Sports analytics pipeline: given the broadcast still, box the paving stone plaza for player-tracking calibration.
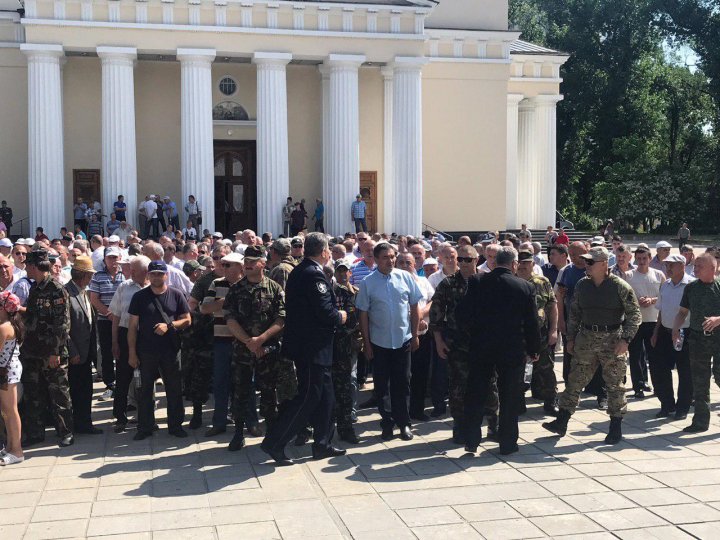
[3,362,720,540]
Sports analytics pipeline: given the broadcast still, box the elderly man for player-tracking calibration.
[11,243,27,279]
[649,254,694,419]
[544,247,641,445]
[0,237,12,258]
[478,244,500,273]
[611,245,635,280]
[65,255,102,435]
[626,246,665,399]
[671,254,720,432]
[428,245,458,289]
[89,245,125,400]
[0,254,16,293]
[408,242,427,277]
[358,243,423,441]
[651,241,672,272]
[350,240,376,286]
[681,245,695,276]
[457,247,541,455]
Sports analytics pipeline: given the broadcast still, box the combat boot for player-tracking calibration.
[228,430,246,452]
[542,408,570,436]
[604,417,622,445]
[543,398,559,416]
[188,403,203,430]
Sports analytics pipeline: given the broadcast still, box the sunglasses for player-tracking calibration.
[457,257,476,263]
[585,259,597,266]
[13,252,26,257]
[221,263,235,268]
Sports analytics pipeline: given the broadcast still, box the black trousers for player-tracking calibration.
[137,350,184,434]
[628,322,653,391]
[654,326,693,412]
[465,356,524,451]
[97,319,115,388]
[410,334,432,416]
[263,360,334,451]
[372,341,411,429]
[68,360,93,430]
[113,327,133,424]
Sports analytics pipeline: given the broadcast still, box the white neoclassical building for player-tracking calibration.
[0,0,567,237]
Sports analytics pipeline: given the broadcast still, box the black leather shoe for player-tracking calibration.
[656,408,673,418]
[641,383,652,392]
[339,430,360,444]
[113,423,127,434]
[543,400,559,416]
[381,426,394,441]
[169,428,189,438]
[675,410,688,420]
[204,426,226,437]
[633,390,646,399]
[312,445,347,460]
[59,434,75,447]
[399,426,413,441]
[247,424,264,438]
[294,429,310,446]
[499,444,519,456]
[683,423,709,433]
[359,396,377,409]
[22,436,45,448]
[188,408,203,430]
[228,433,245,452]
[133,431,152,441]
[259,441,293,466]
[464,445,477,453]
[76,426,103,435]
[410,412,430,422]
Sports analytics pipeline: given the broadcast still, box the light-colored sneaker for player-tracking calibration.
[99,388,114,401]
[1,453,24,465]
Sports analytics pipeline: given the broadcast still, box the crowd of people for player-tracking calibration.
[0,206,717,468]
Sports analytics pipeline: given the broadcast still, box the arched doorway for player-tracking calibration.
[214,141,257,236]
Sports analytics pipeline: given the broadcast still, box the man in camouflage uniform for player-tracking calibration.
[332,260,362,444]
[544,246,641,444]
[516,250,559,415]
[430,245,498,444]
[672,253,720,432]
[268,238,297,290]
[225,245,296,451]
[20,250,75,447]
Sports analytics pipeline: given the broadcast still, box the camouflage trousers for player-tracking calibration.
[182,345,213,405]
[332,336,358,433]
[448,349,498,426]
[558,330,627,418]
[530,345,558,401]
[19,354,74,439]
[687,332,720,428]
[232,351,298,431]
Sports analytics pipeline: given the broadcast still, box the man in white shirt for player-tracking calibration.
[428,245,458,289]
[478,243,500,273]
[143,242,192,297]
[626,246,666,399]
[143,195,159,239]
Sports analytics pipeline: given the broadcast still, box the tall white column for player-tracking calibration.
[254,52,291,236]
[533,95,563,229]
[177,48,216,232]
[517,99,537,229]
[506,94,524,230]
[320,65,332,232]
[324,54,364,235]
[392,57,425,237]
[98,46,138,227]
[381,66,394,235]
[22,44,66,235]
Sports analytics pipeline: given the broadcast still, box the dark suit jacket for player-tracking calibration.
[282,258,343,366]
[456,267,541,361]
[65,280,97,364]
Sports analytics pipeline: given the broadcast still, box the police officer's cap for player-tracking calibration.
[26,249,49,266]
[517,250,534,262]
[243,245,266,261]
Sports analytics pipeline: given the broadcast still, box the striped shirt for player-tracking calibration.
[88,267,125,320]
[201,277,234,341]
[349,260,376,286]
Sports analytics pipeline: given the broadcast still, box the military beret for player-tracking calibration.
[26,249,49,266]
[244,245,266,261]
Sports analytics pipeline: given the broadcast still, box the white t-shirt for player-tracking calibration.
[143,200,158,220]
[626,268,665,323]
[415,276,435,336]
[428,269,454,289]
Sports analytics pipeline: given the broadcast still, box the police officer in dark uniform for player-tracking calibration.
[261,233,347,466]
[456,246,541,455]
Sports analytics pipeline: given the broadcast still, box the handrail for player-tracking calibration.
[422,223,454,242]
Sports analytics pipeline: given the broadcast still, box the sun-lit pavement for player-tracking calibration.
[3,360,720,540]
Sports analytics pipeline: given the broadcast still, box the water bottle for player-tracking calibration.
[674,329,685,352]
[134,368,141,388]
[524,362,534,384]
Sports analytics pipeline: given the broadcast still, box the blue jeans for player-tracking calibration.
[354,218,367,233]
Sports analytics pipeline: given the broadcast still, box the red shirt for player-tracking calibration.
[555,233,570,245]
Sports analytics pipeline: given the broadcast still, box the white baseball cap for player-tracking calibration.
[0,238,12,248]
[656,241,672,249]
[108,235,120,243]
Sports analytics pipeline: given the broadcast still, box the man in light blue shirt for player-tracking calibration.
[357,242,423,442]
[350,195,367,233]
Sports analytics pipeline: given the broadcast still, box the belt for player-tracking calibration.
[582,324,621,332]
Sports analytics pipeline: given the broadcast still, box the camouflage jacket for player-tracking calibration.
[568,274,641,342]
[189,270,217,346]
[21,274,70,357]
[527,274,556,342]
[333,282,361,340]
[225,276,286,357]
[429,271,470,350]
[269,257,297,290]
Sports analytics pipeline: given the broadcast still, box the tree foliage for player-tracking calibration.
[510,0,719,232]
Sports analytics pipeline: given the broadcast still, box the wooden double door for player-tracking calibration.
[214,141,257,236]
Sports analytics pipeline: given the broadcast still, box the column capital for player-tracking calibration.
[392,56,428,71]
[381,65,394,80]
[177,48,216,63]
[325,54,366,69]
[253,52,292,66]
[530,94,564,106]
[507,93,524,105]
[21,43,64,59]
[318,64,330,78]
[97,46,137,63]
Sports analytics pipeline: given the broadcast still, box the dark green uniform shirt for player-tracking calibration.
[680,278,720,332]
[429,271,470,351]
[21,274,70,357]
